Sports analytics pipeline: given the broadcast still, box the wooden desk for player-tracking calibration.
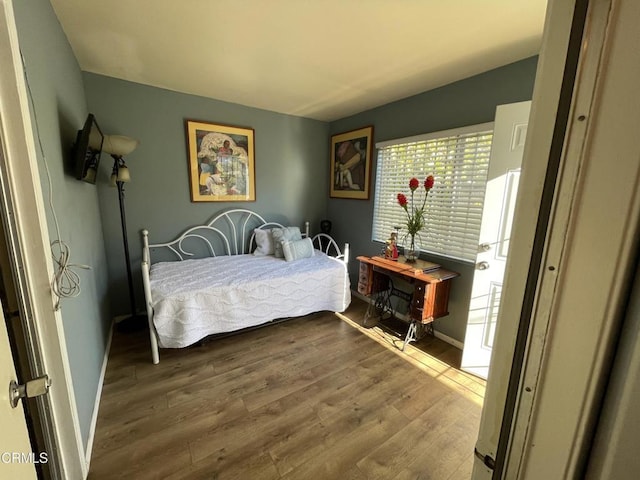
[357,255,459,349]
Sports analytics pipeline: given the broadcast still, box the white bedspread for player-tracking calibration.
[149,252,351,348]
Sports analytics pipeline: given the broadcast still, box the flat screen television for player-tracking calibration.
[73,113,103,184]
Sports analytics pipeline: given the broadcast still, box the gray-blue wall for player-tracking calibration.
[328,57,538,342]
[82,74,329,314]
[13,0,112,450]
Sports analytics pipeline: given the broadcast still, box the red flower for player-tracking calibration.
[424,175,434,190]
[397,175,435,237]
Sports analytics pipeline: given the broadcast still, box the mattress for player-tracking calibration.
[149,251,351,348]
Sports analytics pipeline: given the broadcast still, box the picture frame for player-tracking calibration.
[330,125,373,200]
[186,120,256,202]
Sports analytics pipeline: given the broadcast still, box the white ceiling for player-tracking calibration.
[50,0,548,122]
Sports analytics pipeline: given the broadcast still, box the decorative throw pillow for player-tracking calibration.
[271,227,302,258]
[282,238,315,262]
[253,228,275,256]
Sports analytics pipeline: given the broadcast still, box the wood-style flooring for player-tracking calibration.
[88,297,485,479]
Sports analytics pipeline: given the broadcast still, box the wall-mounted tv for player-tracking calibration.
[73,113,103,184]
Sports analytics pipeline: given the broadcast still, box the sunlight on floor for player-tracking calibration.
[335,311,486,408]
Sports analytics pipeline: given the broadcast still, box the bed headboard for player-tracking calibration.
[142,208,294,263]
[142,208,348,265]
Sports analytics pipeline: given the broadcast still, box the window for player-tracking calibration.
[373,123,494,263]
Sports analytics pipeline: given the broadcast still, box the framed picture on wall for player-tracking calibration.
[185,120,256,202]
[330,125,373,200]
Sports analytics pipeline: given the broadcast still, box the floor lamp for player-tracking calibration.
[102,134,146,332]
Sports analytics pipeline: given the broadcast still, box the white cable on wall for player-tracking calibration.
[21,51,90,310]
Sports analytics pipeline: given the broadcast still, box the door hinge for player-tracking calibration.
[9,375,51,408]
[474,447,496,471]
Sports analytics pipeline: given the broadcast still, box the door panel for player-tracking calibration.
[0,305,38,479]
[461,101,531,379]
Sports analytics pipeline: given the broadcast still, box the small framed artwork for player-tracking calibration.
[330,125,373,200]
[186,120,256,202]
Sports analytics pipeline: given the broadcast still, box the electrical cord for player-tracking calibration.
[21,51,91,310]
[50,240,89,302]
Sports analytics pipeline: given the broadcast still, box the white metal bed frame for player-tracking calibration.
[141,208,349,364]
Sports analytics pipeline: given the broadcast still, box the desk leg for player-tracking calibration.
[364,287,394,327]
[402,321,432,351]
[363,291,383,327]
[363,299,376,327]
[402,321,419,351]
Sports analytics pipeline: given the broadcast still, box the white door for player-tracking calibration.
[461,101,532,379]
[0,305,38,479]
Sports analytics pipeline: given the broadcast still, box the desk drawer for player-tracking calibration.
[357,261,390,295]
[359,262,369,274]
[410,281,427,320]
[411,281,452,322]
[358,262,372,295]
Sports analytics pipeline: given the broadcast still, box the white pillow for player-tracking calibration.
[271,227,302,258]
[253,228,275,256]
[282,237,315,262]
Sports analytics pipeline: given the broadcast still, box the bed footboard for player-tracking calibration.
[141,229,160,364]
[311,233,349,264]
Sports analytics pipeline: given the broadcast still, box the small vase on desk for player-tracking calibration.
[405,234,420,262]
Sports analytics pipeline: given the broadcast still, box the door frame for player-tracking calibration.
[471,0,582,471]
[0,1,86,478]
[503,0,640,477]
[474,0,640,477]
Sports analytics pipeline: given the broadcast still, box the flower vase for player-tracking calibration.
[405,234,420,262]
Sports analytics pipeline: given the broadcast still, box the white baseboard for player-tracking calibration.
[351,290,463,350]
[84,318,114,470]
[432,330,464,350]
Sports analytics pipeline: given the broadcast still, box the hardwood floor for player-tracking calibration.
[89,297,485,479]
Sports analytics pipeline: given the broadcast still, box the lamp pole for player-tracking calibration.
[112,156,145,332]
[117,179,137,320]
[102,135,143,332]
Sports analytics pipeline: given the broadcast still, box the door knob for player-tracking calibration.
[479,243,491,252]
[476,261,490,270]
[9,375,51,408]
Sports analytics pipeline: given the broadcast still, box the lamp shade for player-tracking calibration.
[103,135,139,157]
[82,166,97,183]
[117,165,131,183]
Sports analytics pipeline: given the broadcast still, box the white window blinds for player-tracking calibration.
[373,123,494,263]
